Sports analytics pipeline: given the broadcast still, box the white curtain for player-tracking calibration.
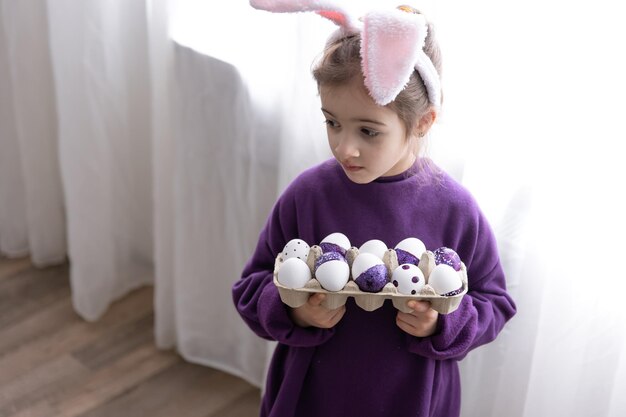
[1,0,154,318]
[0,0,65,265]
[1,0,625,416]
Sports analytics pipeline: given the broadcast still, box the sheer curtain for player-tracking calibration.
[1,0,154,319]
[0,0,65,266]
[1,0,625,416]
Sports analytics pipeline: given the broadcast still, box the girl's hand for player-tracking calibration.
[396,300,439,337]
[290,293,346,328]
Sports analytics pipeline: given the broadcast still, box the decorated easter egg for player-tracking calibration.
[315,252,349,292]
[433,247,462,271]
[391,264,425,295]
[358,239,388,260]
[320,232,351,256]
[277,257,312,289]
[314,251,345,269]
[281,238,310,262]
[351,252,387,293]
[394,237,426,266]
[428,264,463,296]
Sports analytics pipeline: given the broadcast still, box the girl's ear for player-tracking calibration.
[415,109,437,137]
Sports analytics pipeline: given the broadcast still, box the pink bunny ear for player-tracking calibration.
[250,2,441,107]
[249,0,358,31]
[361,9,440,107]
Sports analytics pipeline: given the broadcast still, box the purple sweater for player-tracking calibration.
[233,159,516,417]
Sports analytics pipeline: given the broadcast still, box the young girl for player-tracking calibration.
[233,3,516,416]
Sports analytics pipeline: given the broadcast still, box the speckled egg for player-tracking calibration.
[281,239,310,262]
[358,239,388,260]
[433,247,462,271]
[320,232,351,256]
[351,252,387,293]
[391,264,425,295]
[394,237,426,266]
[428,264,463,296]
[314,251,350,292]
[277,257,312,289]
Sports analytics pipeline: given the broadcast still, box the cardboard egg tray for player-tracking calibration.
[273,245,468,314]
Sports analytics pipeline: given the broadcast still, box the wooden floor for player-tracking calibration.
[0,255,261,417]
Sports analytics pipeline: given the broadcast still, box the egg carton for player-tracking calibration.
[273,245,468,314]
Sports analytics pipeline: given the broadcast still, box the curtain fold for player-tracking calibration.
[0,22,28,257]
[147,0,177,351]
[0,0,65,265]
[45,0,153,320]
[164,44,269,384]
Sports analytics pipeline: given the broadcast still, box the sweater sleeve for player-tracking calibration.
[406,195,517,361]
[232,188,336,347]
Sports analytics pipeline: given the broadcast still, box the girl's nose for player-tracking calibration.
[334,134,359,159]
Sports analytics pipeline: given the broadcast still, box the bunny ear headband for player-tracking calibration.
[249,1,441,108]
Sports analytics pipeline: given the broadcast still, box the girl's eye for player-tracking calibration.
[324,119,339,128]
[361,128,380,137]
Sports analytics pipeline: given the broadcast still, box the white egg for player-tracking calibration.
[358,239,388,260]
[391,264,425,295]
[315,260,350,292]
[281,238,310,261]
[320,232,351,253]
[394,237,426,263]
[428,264,463,296]
[351,252,384,278]
[277,257,312,289]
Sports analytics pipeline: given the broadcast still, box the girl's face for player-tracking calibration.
[320,78,417,184]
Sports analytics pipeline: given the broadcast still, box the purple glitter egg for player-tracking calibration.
[315,251,346,271]
[319,242,347,257]
[354,264,387,293]
[433,247,462,271]
[396,248,420,266]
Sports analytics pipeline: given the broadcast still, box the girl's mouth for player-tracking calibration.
[342,163,363,172]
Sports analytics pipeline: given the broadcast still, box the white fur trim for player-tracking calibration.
[249,1,441,107]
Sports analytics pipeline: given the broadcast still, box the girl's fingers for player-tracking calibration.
[320,305,345,328]
[396,314,415,334]
[407,300,431,314]
[397,309,438,337]
[329,305,346,324]
[396,312,415,327]
[307,293,326,306]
